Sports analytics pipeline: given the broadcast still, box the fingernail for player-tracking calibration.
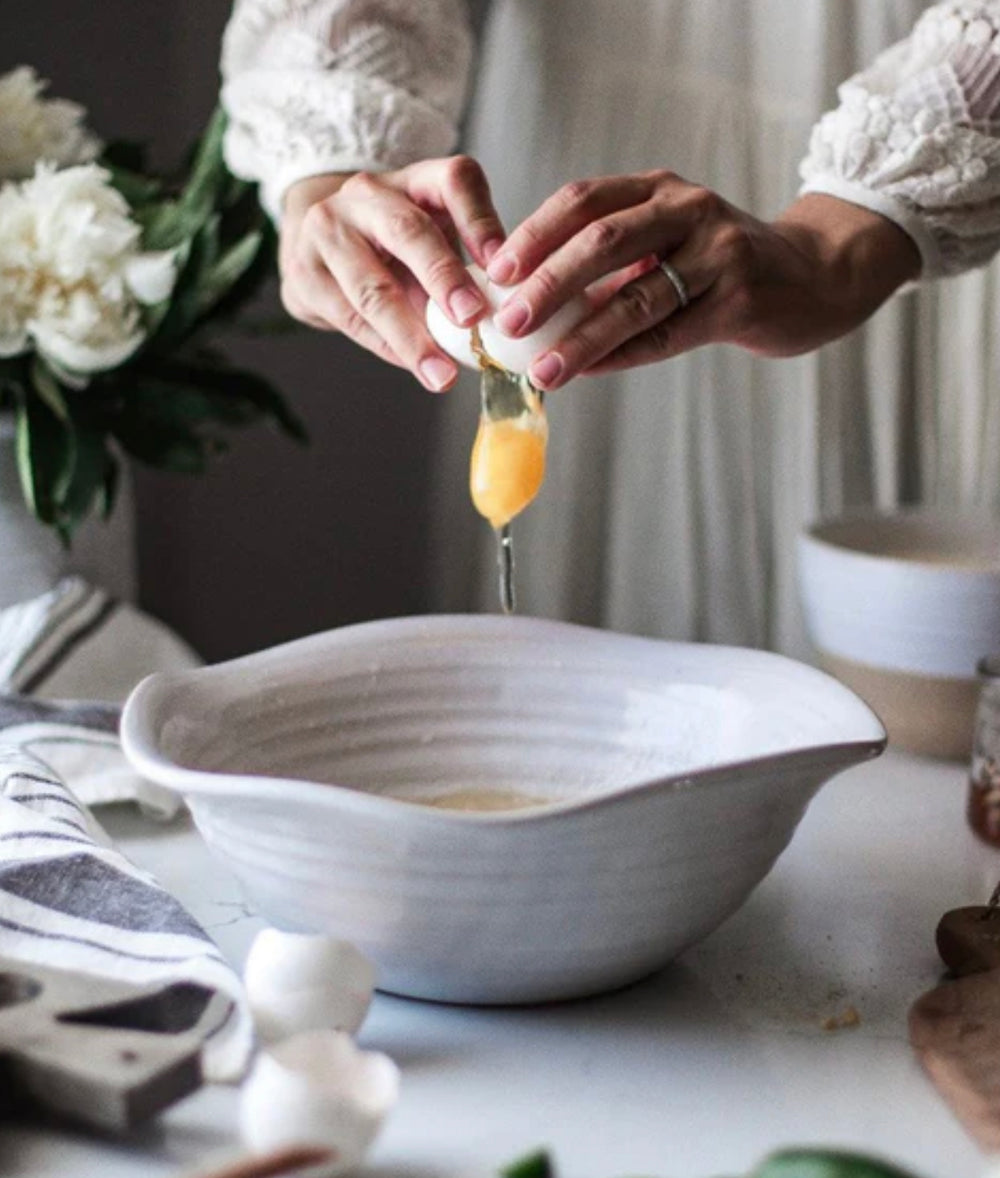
[449,285,485,325]
[530,352,563,388]
[488,252,517,285]
[496,298,529,336]
[420,356,457,391]
[482,237,504,263]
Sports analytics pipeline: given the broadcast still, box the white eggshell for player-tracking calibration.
[425,264,588,375]
[424,264,490,370]
[244,929,377,1042]
[239,1030,400,1177]
[479,292,588,375]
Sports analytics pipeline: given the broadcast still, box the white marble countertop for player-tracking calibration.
[2,748,997,1178]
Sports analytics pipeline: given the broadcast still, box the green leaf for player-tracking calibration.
[14,392,73,532]
[195,229,262,319]
[98,453,121,521]
[180,105,229,222]
[54,424,111,534]
[113,417,212,473]
[30,359,70,423]
[500,1152,553,1178]
[139,106,229,251]
[753,1150,924,1178]
[108,379,227,473]
[104,163,164,208]
[147,216,220,348]
[183,362,306,441]
[130,358,306,442]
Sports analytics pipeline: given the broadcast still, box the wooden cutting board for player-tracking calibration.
[910,969,1000,1151]
[909,902,1000,1151]
[0,954,206,1131]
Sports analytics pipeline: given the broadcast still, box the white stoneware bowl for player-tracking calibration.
[799,509,1000,761]
[121,615,885,1004]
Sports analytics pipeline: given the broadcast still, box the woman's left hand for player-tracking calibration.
[483,172,921,390]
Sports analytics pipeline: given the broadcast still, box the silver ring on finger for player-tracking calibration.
[658,258,690,310]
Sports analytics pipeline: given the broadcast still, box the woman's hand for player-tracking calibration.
[279,157,506,391]
[482,172,921,390]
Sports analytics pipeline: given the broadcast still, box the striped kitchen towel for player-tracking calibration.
[0,579,251,1082]
[0,741,252,1082]
[0,577,200,817]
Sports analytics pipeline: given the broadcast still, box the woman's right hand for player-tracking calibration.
[278,158,506,391]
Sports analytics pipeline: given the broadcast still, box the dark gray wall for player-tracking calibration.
[5,0,455,660]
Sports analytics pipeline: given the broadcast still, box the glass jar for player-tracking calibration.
[968,656,1000,846]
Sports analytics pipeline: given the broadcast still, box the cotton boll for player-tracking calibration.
[244,929,377,1043]
[239,1030,400,1177]
[426,264,588,376]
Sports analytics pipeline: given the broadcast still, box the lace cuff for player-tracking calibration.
[220,0,474,219]
[799,1,1000,278]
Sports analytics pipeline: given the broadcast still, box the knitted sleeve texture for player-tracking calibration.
[800,1,1000,277]
[220,0,474,217]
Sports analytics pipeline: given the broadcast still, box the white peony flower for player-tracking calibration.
[0,66,101,181]
[0,163,176,376]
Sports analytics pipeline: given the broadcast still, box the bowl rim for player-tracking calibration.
[801,506,1000,574]
[120,615,887,826]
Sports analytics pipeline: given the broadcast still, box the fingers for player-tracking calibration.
[492,202,678,339]
[401,155,507,268]
[279,159,506,391]
[486,173,657,285]
[313,223,459,391]
[488,171,721,342]
[526,255,713,390]
[583,290,725,374]
[280,260,406,368]
[345,173,487,328]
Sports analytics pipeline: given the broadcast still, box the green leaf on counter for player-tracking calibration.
[752,1150,923,1178]
[500,1150,554,1178]
[496,1148,926,1178]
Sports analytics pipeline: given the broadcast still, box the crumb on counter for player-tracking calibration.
[821,1005,861,1032]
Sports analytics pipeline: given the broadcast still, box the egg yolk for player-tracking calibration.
[469,413,548,530]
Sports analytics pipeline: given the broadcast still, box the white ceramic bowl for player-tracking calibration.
[121,615,884,1004]
[798,509,1000,760]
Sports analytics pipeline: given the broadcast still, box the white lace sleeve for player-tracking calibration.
[799,1,1000,278]
[220,0,474,218]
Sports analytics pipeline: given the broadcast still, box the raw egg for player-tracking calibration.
[470,395,548,529]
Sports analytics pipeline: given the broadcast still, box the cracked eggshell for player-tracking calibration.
[426,264,588,375]
[239,1029,400,1177]
[424,264,490,370]
[244,929,377,1042]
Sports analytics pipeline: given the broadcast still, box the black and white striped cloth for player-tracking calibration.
[0,579,251,1082]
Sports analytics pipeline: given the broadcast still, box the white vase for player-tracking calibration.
[0,415,137,609]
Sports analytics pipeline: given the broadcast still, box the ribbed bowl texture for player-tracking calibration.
[121,615,885,1003]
